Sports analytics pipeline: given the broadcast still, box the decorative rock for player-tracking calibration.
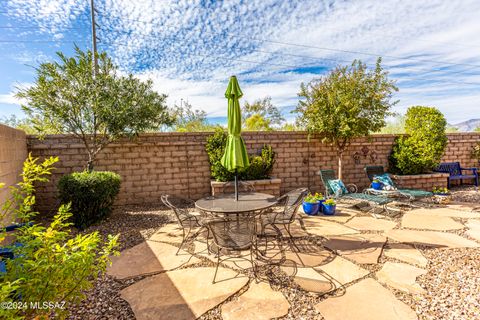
[221,282,290,320]
[107,241,199,279]
[303,219,359,237]
[401,213,464,231]
[121,267,248,320]
[323,234,386,264]
[384,229,480,248]
[376,261,427,294]
[345,216,397,231]
[315,278,417,320]
[384,243,428,267]
[409,207,480,219]
[281,256,369,293]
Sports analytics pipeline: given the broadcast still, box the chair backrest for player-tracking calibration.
[435,162,462,176]
[279,188,308,222]
[318,169,336,196]
[364,166,385,182]
[161,195,192,228]
[206,216,256,251]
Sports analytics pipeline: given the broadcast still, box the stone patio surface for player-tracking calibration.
[121,267,248,320]
[401,213,464,231]
[376,261,427,294]
[107,241,199,279]
[110,203,480,319]
[384,229,480,248]
[221,282,290,320]
[315,278,418,320]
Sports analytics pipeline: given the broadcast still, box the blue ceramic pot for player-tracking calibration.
[303,202,320,215]
[318,199,325,213]
[371,182,383,190]
[322,204,336,215]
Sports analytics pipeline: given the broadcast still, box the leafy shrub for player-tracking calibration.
[205,129,276,181]
[389,106,447,175]
[472,142,480,162]
[58,171,121,229]
[0,155,119,319]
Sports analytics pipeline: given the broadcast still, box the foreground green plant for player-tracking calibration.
[0,155,119,320]
[389,106,447,175]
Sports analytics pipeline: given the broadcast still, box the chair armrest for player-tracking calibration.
[460,167,477,172]
[3,222,33,232]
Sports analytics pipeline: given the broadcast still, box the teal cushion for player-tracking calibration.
[327,179,348,195]
[373,173,395,188]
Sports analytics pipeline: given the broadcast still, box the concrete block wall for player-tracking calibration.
[0,124,28,223]
[24,131,480,212]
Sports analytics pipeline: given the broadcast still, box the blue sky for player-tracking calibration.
[1,0,480,124]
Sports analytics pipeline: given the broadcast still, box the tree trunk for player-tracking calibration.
[87,154,94,172]
[338,151,343,180]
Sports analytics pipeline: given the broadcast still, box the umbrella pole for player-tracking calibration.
[235,169,238,201]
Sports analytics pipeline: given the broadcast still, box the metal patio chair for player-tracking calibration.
[205,215,257,283]
[259,188,308,250]
[161,194,208,255]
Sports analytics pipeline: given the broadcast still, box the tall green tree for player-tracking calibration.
[17,47,173,170]
[242,96,285,131]
[295,58,398,178]
[171,100,218,132]
[0,114,38,134]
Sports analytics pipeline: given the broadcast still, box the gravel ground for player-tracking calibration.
[60,186,480,320]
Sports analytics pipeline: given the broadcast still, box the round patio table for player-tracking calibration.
[195,192,278,214]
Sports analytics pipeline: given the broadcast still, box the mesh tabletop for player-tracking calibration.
[195,192,278,214]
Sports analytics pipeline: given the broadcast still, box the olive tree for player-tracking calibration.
[242,96,285,131]
[17,47,173,170]
[295,58,398,179]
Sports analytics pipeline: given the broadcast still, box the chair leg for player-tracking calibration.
[177,228,188,255]
[213,253,220,284]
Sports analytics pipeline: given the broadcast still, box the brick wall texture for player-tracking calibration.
[21,131,479,213]
[0,124,28,223]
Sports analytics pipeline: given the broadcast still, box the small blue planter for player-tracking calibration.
[318,199,325,213]
[322,204,336,215]
[303,202,320,215]
[371,182,383,190]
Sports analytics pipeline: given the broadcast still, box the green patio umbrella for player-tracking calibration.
[221,75,250,201]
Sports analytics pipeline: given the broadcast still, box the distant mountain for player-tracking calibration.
[451,119,480,132]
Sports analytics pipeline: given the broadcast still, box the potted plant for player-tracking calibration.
[315,192,325,213]
[302,193,321,215]
[371,178,383,190]
[433,187,451,204]
[322,198,336,215]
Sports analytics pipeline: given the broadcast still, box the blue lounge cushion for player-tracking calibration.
[327,179,348,195]
[373,173,396,189]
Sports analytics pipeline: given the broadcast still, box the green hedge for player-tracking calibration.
[58,171,121,229]
[389,106,447,175]
[205,129,276,181]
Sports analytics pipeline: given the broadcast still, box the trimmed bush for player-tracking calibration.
[205,129,276,182]
[58,171,121,229]
[389,106,447,175]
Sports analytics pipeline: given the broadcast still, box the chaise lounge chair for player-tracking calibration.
[317,169,397,218]
[364,166,433,199]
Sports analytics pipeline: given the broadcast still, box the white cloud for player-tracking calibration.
[4,0,480,122]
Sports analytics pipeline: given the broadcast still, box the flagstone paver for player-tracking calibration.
[315,278,418,320]
[465,219,480,241]
[282,240,335,267]
[323,234,387,264]
[376,261,427,294]
[148,223,185,244]
[281,256,369,293]
[345,216,397,231]
[258,220,308,238]
[303,218,359,237]
[384,243,428,267]
[107,241,199,279]
[121,267,248,320]
[408,207,480,219]
[401,213,464,231]
[299,206,357,223]
[221,282,290,320]
[385,229,480,248]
